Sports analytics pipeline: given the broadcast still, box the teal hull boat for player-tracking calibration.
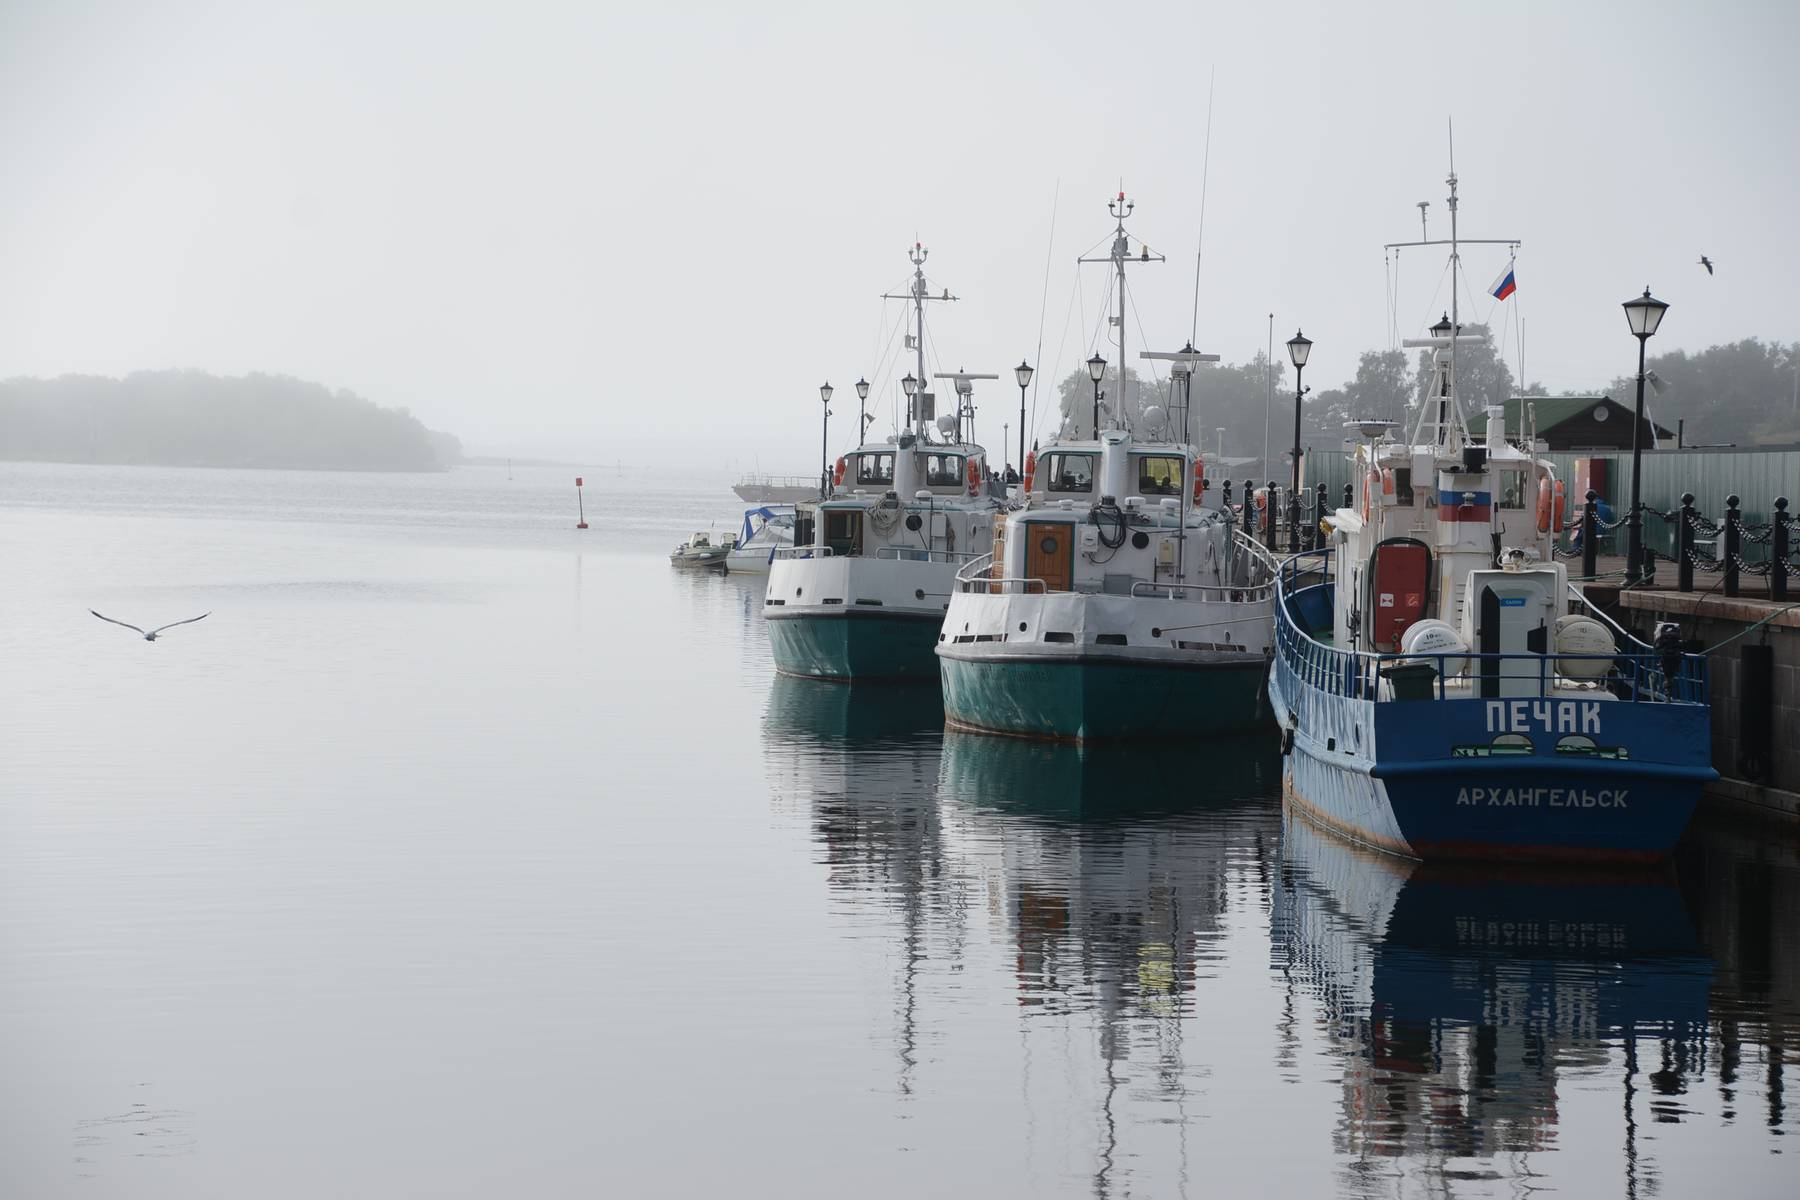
[767,610,942,681]
[938,648,1268,741]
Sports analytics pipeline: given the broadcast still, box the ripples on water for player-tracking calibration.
[1,462,1793,1198]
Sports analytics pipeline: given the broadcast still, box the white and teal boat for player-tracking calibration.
[765,243,1008,681]
[936,194,1278,740]
[938,428,1277,739]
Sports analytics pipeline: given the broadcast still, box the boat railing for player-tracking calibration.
[1273,547,1709,705]
[737,473,817,489]
[955,553,1048,595]
[875,547,985,564]
[1130,580,1275,603]
[771,545,833,561]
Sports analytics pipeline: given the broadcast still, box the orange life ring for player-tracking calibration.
[1023,450,1037,492]
[1381,468,1395,499]
[1191,455,1205,503]
[966,457,981,496]
[833,456,847,486]
[1535,475,1552,533]
[1361,465,1379,522]
[1552,479,1566,532]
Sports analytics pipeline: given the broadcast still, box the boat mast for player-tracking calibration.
[1079,194,1163,437]
[1386,142,1518,449]
[1448,157,1459,440]
[881,243,957,442]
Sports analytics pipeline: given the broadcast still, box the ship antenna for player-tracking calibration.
[1447,119,1460,441]
[881,241,957,440]
[1079,192,1163,436]
[1189,66,1216,346]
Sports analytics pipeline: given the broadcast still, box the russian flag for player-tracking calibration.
[1489,264,1517,301]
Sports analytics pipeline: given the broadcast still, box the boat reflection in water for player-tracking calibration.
[939,730,1283,1016]
[938,733,1284,1195]
[762,676,1794,1194]
[1276,809,1716,1181]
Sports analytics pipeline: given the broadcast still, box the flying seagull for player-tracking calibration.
[1699,255,1714,275]
[90,610,210,641]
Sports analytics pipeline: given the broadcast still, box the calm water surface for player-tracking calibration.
[2,461,1794,1197]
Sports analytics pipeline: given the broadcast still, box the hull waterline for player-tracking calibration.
[940,649,1268,742]
[767,610,943,681]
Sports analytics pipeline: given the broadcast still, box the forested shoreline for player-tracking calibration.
[0,370,461,472]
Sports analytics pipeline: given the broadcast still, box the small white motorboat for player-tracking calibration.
[670,532,731,568]
[723,505,797,574]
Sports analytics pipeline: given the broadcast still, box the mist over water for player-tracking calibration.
[3,463,1793,1197]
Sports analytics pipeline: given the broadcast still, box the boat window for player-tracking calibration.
[1042,453,1096,493]
[855,452,894,486]
[924,453,964,487]
[1394,467,1415,505]
[1136,456,1183,497]
[1498,469,1528,509]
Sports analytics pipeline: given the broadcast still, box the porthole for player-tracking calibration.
[1018,622,1027,632]
[915,588,925,600]
[1131,531,1149,549]
[1039,536,1058,553]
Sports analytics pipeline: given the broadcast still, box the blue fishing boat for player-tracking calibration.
[1266,169,1713,862]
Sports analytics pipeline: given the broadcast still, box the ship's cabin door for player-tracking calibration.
[824,509,864,557]
[1026,522,1073,592]
[1367,537,1432,651]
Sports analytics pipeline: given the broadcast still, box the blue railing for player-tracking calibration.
[1273,548,1708,704]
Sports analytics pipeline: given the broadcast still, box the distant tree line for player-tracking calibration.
[1041,333,1799,471]
[0,370,462,471]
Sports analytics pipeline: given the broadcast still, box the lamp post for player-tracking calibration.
[1087,353,1107,438]
[819,381,834,498]
[901,372,917,429]
[1285,330,1312,496]
[1014,360,1034,472]
[1622,287,1669,584]
[854,377,870,445]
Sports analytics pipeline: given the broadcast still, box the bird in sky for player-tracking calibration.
[90,610,210,641]
[1699,255,1714,275]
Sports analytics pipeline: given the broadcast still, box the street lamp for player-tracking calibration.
[854,377,870,444]
[1087,353,1107,438]
[1014,360,1034,472]
[1285,330,1312,496]
[819,379,836,497]
[1622,287,1669,584]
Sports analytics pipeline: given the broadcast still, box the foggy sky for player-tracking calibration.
[2,0,1795,468]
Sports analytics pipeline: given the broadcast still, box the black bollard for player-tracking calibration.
[1677,493,1696,593]
[1581,490,1598,580]
[1221,478,1233,515]
[1774,497,1791,603]
[1264,482,1279,552]
[1723,494,1741,598]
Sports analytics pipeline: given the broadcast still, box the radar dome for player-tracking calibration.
[1400,619,1469,677]
[1140,405,1168,435]
[1554,615,1615,680]
[935,414,959,437]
